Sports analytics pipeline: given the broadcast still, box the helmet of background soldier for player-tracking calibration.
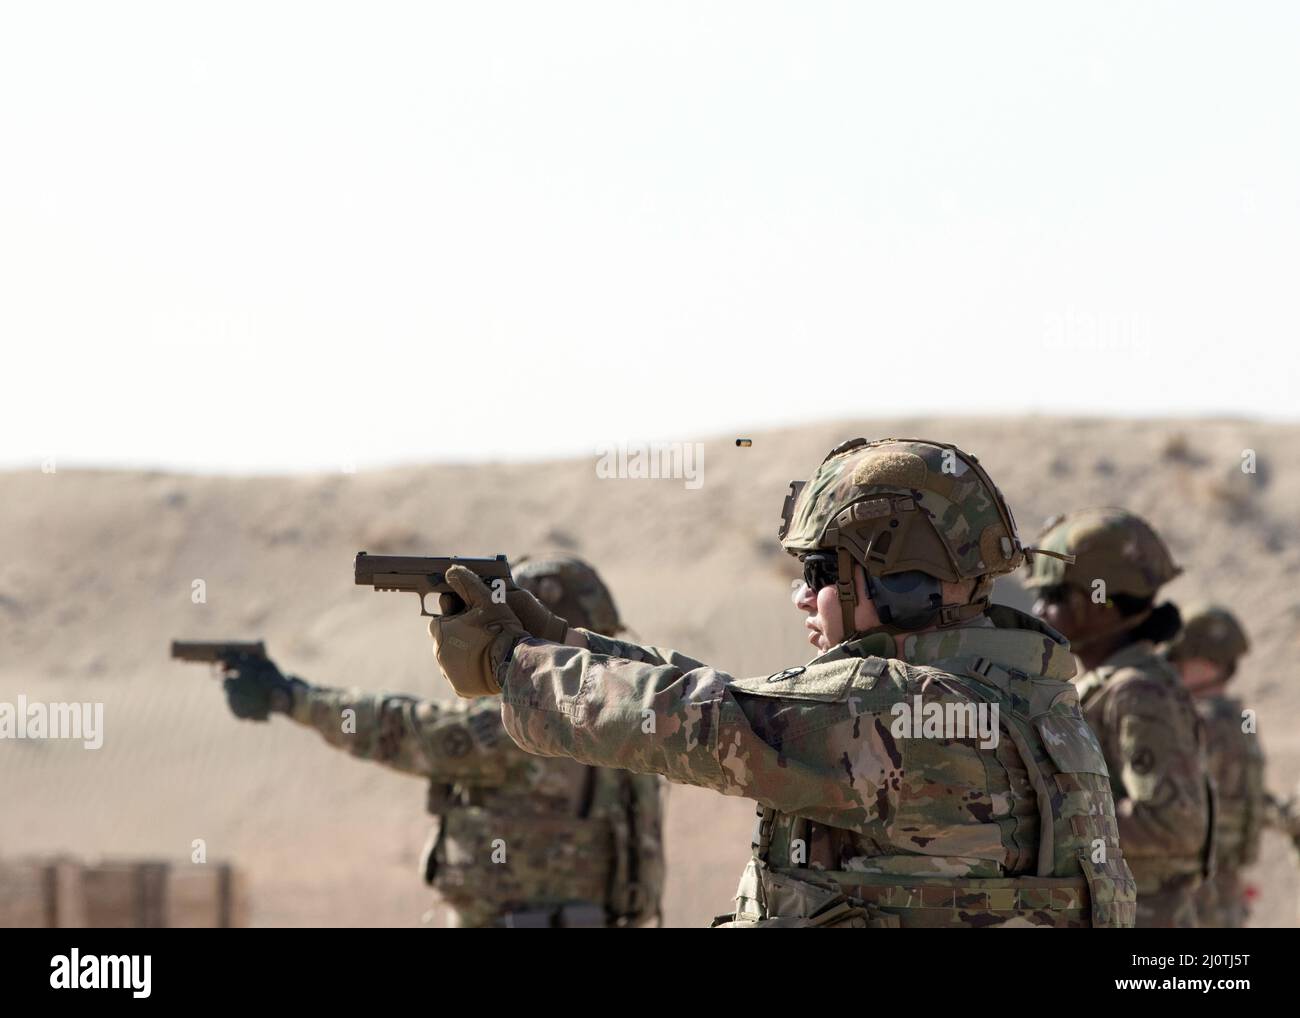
[1164,605,1250,677]
[778,437,1037,635]
[1022,507,1182,599]
[514,554,623,638]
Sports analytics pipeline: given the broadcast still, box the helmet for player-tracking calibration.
[514,554,623,637]
[1165,605,1249,675]
[1023,508,1181,599]
[778,438,1034,635]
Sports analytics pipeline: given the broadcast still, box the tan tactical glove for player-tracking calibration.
[429,565,528,697]
[437,580,569,643]
[505,586,569,643]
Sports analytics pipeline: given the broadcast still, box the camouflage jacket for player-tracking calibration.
[1195,694,1265,870]
[500,605,1135,928]
[1074,642,1212,891]
[289,686,664,927]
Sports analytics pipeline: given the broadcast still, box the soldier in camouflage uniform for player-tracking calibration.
[429,439,1137,928]
[1164,606,1265,927]
[1025,508,1212,928]
[1264,786,1300,925]
[220,555,665,928]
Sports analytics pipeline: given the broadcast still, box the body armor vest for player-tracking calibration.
[719,621,1137,928]
[424,765,663,926]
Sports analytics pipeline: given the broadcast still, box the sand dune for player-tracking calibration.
[2,417,1297,926]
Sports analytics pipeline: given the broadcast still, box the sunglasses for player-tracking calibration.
[801,553,839,592]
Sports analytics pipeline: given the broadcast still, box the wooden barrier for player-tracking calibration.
[0,857,246,927]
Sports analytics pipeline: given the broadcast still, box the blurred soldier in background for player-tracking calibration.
[1026,508,1213,928]
[428,438,1137,928]
[1264,785,1300,926]
[220,554,665,928]
[1162,605,1264,928]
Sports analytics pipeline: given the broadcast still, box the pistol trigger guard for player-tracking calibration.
[420,594,456,619]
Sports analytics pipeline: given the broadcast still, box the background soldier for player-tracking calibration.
[1264,785,1300,925]
[1025,508,1212,928]
[1163,605,1265,927]
[221,554,665,928]
[429,438,1137,928]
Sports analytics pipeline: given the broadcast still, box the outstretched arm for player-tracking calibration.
[286,683,512,783]
[499,638,878,825]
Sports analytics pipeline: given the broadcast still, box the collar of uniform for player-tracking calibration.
[1089,640,1187,693]
[898,606,1077,681]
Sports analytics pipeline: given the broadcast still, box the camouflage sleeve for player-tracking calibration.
[287,684,510,782]
[1104,676,1210,861]
[499,639,876,820]
[581,631,712,673]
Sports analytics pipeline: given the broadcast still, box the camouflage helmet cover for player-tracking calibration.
[1164,605,1249,670]
[779,438,1029,590]
[514,553,623,637]
[1023,507,1181,600]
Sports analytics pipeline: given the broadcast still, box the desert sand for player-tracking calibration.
[2,416,1297,926]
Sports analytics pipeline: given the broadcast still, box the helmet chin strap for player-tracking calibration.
[835,548,858,639]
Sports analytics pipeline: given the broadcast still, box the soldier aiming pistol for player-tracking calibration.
[171,640,302,720]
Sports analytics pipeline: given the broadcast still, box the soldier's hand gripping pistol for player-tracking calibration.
[170,640,306,721]
[353,552,569,642]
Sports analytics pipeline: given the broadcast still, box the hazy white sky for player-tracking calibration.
[2,2,1297,472]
